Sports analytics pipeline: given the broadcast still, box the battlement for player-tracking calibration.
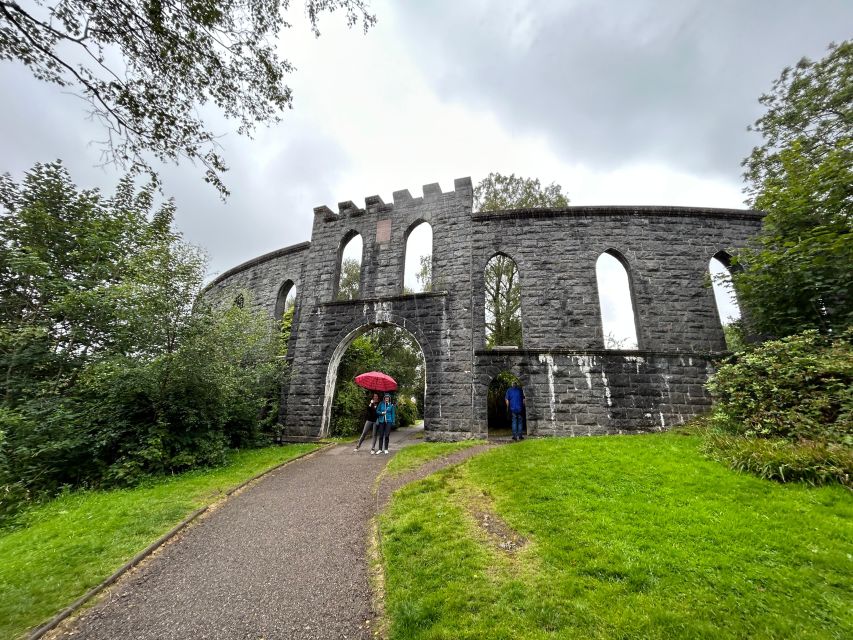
[313,176,473,222]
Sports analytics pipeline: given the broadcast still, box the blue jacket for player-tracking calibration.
[377,401,396,424]
[505,386,525,413]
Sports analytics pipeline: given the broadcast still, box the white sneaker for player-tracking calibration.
[383,449,389,454]
[354,448,359,452]
[370,450,376,455]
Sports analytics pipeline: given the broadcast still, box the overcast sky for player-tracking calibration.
[1,0,850,334]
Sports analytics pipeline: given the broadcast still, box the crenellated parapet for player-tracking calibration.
[311,177,474,224]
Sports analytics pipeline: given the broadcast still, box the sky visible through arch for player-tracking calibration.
[0,1,849,328]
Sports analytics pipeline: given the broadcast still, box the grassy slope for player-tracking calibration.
[0,444,317,639]
[380,434,852,639]
[385,440,485,476]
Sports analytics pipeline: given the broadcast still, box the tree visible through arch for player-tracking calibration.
[337,234,363,300]
[484,254,522,347]
[596,251,639,350]
[403,221,433,293]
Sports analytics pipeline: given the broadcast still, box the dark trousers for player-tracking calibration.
[373,421,391,450]
[511,412,524,439]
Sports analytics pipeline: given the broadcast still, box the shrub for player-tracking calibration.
[331,381,367,437]
[707,330,852,444]
[396,396,418,428]
[703,433,852,487]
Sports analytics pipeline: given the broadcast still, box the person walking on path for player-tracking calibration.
[505,381,525,441]
[372,393,396,454]
[354,393,380,452]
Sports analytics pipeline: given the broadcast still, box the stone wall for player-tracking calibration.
[205,177,764,441]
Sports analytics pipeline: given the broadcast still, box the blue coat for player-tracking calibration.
[377,401,396,424]
[505,386,525,413]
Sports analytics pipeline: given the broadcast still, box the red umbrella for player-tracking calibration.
[354,371,398,392]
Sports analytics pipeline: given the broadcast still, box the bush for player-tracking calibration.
[707,330,852,444]
[331,381,368,437]
[703,433,852,487]
[704,330,852,487]
[396,396,418,428]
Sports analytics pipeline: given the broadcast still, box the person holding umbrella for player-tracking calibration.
[372,393,396,454]
[354,392,380,453]
[353,371,398,455]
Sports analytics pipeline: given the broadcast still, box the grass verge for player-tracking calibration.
[0,444,317,639]
[385,440,485,476]
[379,434,852,639]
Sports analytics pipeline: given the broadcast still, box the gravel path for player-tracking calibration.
[55,428,424,640]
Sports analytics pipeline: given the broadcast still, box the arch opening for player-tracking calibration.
[484,253,523,348]
[403,221,433,293]
[709,253,743,350]
[596,251,639,350]
[321,323,427,439]
[336,233,363,300]
[274,280,297,320]
[487,371,526,439]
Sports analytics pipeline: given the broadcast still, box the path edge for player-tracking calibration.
[369,442,497,640]
[27,442,334,640]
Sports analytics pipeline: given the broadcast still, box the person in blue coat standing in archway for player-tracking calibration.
[373,393,396,454]
[505,381,525,441]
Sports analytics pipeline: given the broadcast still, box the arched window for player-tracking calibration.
[336,233,363,300]
[709,254,742,326]
[596,251,639,350]
[274,280,296,321]
[403,221,433,293]
[484,253,522,347]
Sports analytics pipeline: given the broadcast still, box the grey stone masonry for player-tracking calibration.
[205,178,764,441]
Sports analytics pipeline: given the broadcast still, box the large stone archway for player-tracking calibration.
[318,319,433,438]
[204,177,764,441]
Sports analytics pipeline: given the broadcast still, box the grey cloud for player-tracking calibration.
[396,0,853,180]
[160,124,351,279]
[0,64,351,279]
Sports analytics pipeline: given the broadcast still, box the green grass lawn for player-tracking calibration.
[0,444,317,639]
[379,434,853,639]
[385,440,486,476]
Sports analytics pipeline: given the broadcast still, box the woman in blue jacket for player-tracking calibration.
[372,393,396,454]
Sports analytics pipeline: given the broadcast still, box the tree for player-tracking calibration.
[337,256,360,300]
[0,162,285,509]
[733,41,852,337]
[484,254,522,347]
[476,172,569,347]
[743,41,852,203]
[474,172,569,212]
[0,1,375,197]
[416,253,432,292]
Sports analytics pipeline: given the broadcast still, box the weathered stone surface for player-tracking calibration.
[204,179,763,440]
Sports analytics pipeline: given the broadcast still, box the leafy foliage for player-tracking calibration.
[0,1,375,196]
[707,331,851,443]
[474,172,569,212]
[733,41,852,337]
[743,41,852,202]
[484,254,522,347]
[703,432,851,487]
[415,253,432,292]
[396,395,418,428]
[0,163,285,517]
[337,256,361,300]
